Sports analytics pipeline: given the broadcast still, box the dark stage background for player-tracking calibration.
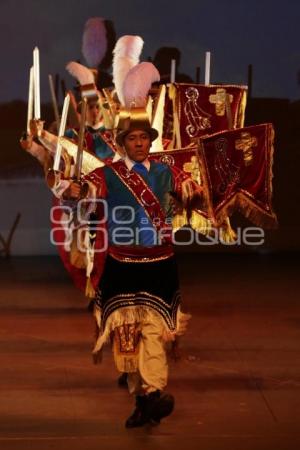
[1,0,300,254]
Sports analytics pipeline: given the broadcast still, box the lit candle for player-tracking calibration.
[170,59,176,83]
[53,94,70,171]
[27,66,34,134]
[33,47,41,119]
[205,51,211,85]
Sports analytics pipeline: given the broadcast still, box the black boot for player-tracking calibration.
[125,395,148,428]
[150,392,175,424]
[118,372,128,388]
[125,390,175,428]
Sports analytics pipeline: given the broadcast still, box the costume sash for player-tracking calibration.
[110,160,171,239]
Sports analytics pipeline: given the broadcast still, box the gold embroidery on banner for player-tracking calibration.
[213,138,240,195]
[207,124,277,230]
[209,88,233,116]
[184,87,211,137]
[235,132,258,166]
[183,155,201,184]
[159,155,175,166]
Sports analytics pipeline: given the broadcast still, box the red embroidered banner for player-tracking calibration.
[198,123,278,228]
[173,83,247,147]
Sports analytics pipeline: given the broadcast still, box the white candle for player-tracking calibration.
[205,51,211,85]
[27,66,34,134]
[170,59,176,83]
[33,47,41,119]
[53,94,70,171]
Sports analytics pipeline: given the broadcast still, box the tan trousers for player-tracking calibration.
[126,318,168,395]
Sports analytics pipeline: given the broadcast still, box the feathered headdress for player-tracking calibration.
[112,35,144,105]
[66,61,98,100]
[115,62,160,146]
[123,62,160,108]
[82,17,107,68]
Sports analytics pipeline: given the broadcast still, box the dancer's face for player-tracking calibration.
[123,130,151,162]
[86,101,102,126]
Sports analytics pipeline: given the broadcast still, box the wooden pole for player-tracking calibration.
[55,74,60,103]
[247,64,253,99]
[195,66,200,84]
[61,79,67,98]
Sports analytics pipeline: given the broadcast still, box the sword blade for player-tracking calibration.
[53,93,70,171]
[75,97,88,181]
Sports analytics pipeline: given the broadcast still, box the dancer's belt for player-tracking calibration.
[108,245,174,263]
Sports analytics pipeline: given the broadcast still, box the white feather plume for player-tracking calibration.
[113,35,143,59]
[66,61,94,86]
[112,35,144,105]
[122,62,160,108]
[82,17,107,68]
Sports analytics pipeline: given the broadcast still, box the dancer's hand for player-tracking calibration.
[63,182,81,200]
[182,179,203,205]
[19,133,33,151]
[29,119,45,138]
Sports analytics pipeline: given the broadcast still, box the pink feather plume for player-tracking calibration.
[112,35,144,105]
[122,62,160,108]
[82,17,107,68]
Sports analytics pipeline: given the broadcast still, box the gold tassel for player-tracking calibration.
[85,277,95,298]
[172,210,188,232]
[215,193,277,230]
[70,230,87,269]
[172,209,214,237]
[218,217,237,243]
[236,193,278,229]
[189,210,212,236]
[237,89,247,128]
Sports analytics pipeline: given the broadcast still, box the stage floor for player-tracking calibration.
[0,253,300,450]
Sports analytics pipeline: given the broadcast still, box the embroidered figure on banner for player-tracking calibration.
[235,132,257,166]
[183,155,201,185]
[209,88,233,117]
[160,155,175,166]
[214,138,240,195]
[184,87,211,137]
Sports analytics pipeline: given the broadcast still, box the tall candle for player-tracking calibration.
[170,59,176,83]
[27,67,34,134]
[33,47,41,119]
[205,51,211,85]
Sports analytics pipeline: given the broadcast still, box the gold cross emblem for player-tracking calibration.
[209,88,233,116]
[183,155,201,184]
[235,132,258,166]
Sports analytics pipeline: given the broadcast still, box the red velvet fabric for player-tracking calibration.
[198,123,277,226]
[175,83,247,147]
